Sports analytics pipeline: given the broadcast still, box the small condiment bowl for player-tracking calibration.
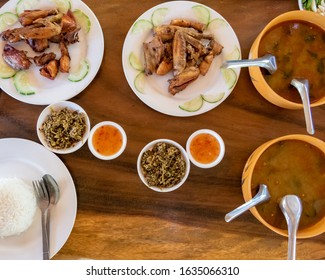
[186,129,225,168]
[137,139,190,192]
[249,10,325,109]
[88,121,127,160]
[242,134,325,238]
[37,101,90,154]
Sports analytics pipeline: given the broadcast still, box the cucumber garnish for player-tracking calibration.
[221,68,237,90]
[129,52,144,71]
[179,95,203,112]
[73,9,91,34]
[192,5,210,25]
[207,18,227,31]
[16,0,40,15]
[0,58,17,79]
[13,71,36,95]
[134,72,145,93]
[0,12,18,32]
[131,19,153,34]
[68,59,89,82]
[50,0,71,13]
[201,92,225,103]
[151,8,169,27]
[226,46,241,61]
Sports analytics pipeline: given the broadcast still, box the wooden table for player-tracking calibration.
[0,0,324,260]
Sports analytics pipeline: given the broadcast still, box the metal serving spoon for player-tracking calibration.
[290,78,315,135]
[221,54,277,74]
[279,195,302,260]
[225,184,271,222]
[42,174,60,254]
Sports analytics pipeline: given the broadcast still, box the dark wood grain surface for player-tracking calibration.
[0,0,324,260]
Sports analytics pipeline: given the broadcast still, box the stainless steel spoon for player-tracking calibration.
[279,195,302,260]
[221,54,277,74]
[225,184,271,222]
[42,174,60,255]
[290,78,315,135]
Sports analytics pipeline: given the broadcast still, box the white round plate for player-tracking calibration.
[0,138,77,260]
[0,0,104,105]
[122,0,241,117]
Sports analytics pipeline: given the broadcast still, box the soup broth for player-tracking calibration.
[258,20,325,103]
[251,140,325,230]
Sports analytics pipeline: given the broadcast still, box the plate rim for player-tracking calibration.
[0,137,77,260]
[0,0,104,105]
[122,0,241,117]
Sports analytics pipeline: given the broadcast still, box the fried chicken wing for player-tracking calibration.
[143,36,164,75]
[170,19,206,32]
[172,30,187,75]
[33,52,56,66]
[40,59,59,80]
[168,66,200,95]
[19,9,58,26]
[27,38,49,52]
[59,40,70,73]
[2,44,31,70]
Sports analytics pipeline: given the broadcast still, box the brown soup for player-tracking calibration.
[258,20,325,103]
[251,140,325,230]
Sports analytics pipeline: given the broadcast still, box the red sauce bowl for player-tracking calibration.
[88,121,127,160]
[186,129,225,168]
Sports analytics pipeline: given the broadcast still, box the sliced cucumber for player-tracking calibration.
[151,8,169,27]
[0,12,18,32]
[0,59,17,79]
[13,71,35,95]
[221,68,237,90]
[192,5,210,25]
[16,0,40,15]
[68,59,89,82]
[134,71,145,93]
[226,46,241,61]
[179,95,203,112]
[201,92,225,103]
[129,52,144,71]
[73,9,91,34]
[50,0,71,13]
[131,19,153,34]
[207,18,227,30]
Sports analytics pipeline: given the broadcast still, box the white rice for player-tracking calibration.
[0,177,37,238]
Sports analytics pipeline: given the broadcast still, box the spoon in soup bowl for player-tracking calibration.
[221,54,277,74]
[290,78,315,135]
[279,195,302,260]
[225,184,271,222]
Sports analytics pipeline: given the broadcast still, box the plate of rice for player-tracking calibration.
[0,138,77,260]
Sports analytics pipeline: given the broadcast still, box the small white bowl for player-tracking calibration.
[186,129,225,168]
[137,139,190,192]
[37,101,90,154]
[88,121,127,160]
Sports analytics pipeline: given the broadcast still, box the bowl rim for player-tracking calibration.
[241,134,325,238]
[36,101,90,154]
[137,138,190,192]
[186,129,225,168]
[87,121,127,160]
[248,10,325,109]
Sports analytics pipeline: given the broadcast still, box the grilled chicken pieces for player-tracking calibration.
[143,19,223,95]
[0,9,80,79]
[2,44,31,70]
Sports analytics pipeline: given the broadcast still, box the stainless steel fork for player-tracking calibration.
[33,179,50,260]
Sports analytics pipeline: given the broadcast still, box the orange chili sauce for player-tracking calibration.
[92,125,123,156]
[190,133,220,164]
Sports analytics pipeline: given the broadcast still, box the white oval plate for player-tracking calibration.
[122,1,241,117]
[0,138,77,260]
[0,0,104,105]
